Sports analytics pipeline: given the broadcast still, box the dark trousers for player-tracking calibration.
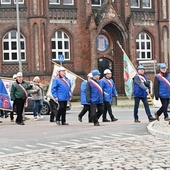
[157,98,169,118]
[103,101,114,120]
[78,104,92,122]
[91,103,104,124]
[56,101,67,123]
[15,98,25,123]
[134,97,152,120]
[49,99,58,121]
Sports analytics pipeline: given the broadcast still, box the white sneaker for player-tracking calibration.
[38,115,44,119]
[33,116,38,121]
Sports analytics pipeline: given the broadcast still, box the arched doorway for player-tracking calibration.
[98,57,113,78]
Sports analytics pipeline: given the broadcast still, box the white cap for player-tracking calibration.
[87,73,92,78]
[33,76,40,82]
[58,67,66,71]
[104,69,112,74]
[17,72,23,77]
[12,74,17,79]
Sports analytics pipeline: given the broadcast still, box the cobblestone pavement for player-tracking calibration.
[0,135,170,170]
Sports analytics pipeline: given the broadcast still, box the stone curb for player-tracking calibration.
[147,121,170,140]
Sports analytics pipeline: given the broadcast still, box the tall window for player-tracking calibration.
[92,0,101,6]
[3,31,26,62]
[49,0,74,5]
[51,30,70,61]
[136,32,152,60]
[131,0,152,9]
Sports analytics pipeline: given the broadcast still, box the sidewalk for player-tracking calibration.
[72,96,170,140]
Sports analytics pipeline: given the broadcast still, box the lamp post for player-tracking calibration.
[16,0,22,72]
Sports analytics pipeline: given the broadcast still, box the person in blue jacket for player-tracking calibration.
[101,69,118,122]
[51,66,72,125]
[154,63,170,121]
[86,69,104,126]
[78,73,93,123]
[133,65,156,123]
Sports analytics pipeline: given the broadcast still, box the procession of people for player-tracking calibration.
[0,64,169,126]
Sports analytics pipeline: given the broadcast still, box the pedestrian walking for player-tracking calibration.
[86,69,104,126]
[51,67,72,125]
[101,69,118,122]
[29,76,44,121]
[133,65,156,123]
[10,72,32,125]
[78,73,93,123]
[154,63,170,121]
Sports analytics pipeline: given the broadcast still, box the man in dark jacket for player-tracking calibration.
[133,65,156,123]
[154,63,170,121]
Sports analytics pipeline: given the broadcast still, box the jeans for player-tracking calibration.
[91,103,104,124]
[134,97,152,120]
[33,100,43,117]
[157,98,169,118]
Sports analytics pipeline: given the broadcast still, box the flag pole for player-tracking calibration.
[51,61,85,81]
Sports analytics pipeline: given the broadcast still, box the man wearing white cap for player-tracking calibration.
[154,63,170,121]
[51,66,72,125]
[78,73,93,123]
[10,72,32,125]
[100,69,118,122]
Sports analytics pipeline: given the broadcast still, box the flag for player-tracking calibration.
[0,78,14,111]
[46,64,77,99]
[123,52,137,99]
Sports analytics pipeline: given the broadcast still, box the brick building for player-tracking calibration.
[0,0,169,95]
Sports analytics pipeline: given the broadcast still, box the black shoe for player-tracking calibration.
[154,112,159,121]
[148,117,157,122]
[0,121,2,123]
[56,121,60,125]
[103,119,110,122]
[111,118,118,122]
[16,121,25,125]
[89,120,93,123]
[94,122,100,126]
[78,116,82,122]
[62,122,69,125]
[50,120,55,122]
[134,119,141,123]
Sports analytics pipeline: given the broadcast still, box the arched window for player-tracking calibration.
[3,30,26,62]
[51,30,70,61]
[136,32,152,60]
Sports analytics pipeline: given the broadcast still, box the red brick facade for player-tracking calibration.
[0,0,169,95]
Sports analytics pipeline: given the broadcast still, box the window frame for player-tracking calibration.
[1,0,11,4]
[130,0,152,9]
[49,0,60,5]
[14,0,24,4]
[63,0,74,5]
[51,30,70,61]
[92,0,101,6]
[2,31,26,62]
[136,32,152,60]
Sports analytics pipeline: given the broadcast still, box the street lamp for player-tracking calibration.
[16,0,22,72]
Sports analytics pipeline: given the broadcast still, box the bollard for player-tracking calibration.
[111,96,117,106]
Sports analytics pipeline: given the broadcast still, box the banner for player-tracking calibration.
[46,64,78,99]
[123,52,137,99]
[0,78,14,111]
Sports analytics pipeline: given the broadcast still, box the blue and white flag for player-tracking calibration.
[0,78,14,111]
